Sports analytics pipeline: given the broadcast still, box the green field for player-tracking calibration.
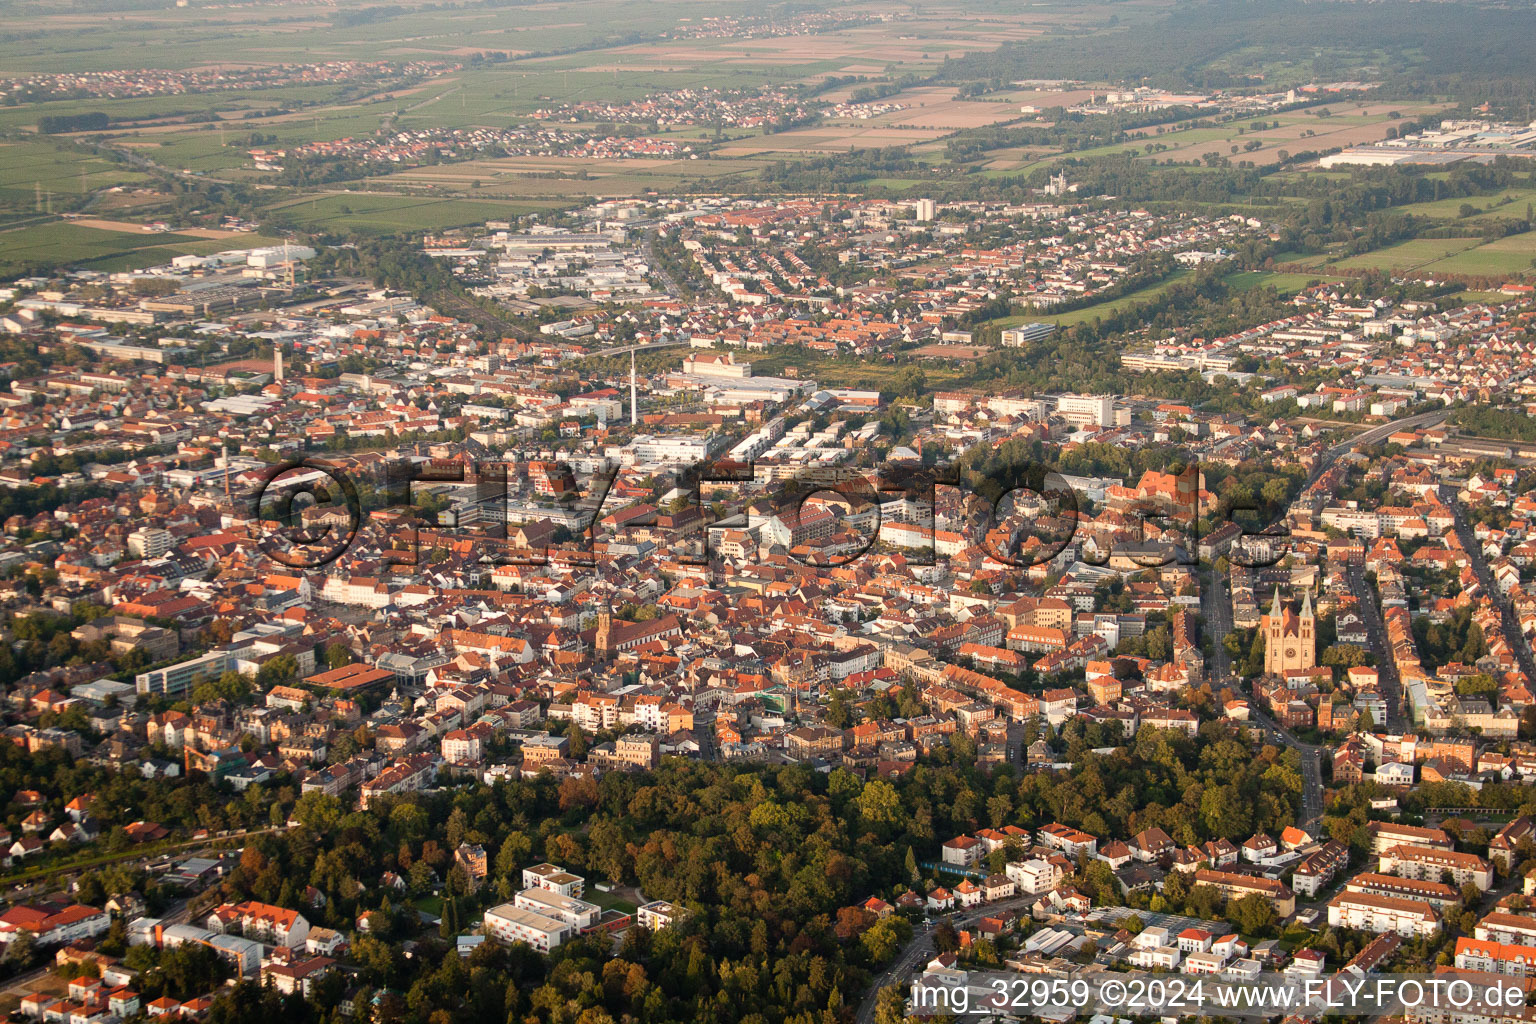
[1421,231,1536,278]
[0,140,152,228]
[263,192,561,233]
[0,220,287,276]
[1334,236,1484,272]
[1226,270,1337,294]
[1390,185,1536,224]
[993,269,1194,329]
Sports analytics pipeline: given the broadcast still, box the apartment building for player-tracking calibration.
[483,903,570,952]
[1475,913,1536,946]
[512,888,600,931]
[522,863,585,898]
[1327,892,1441,937]
[1378,845,1493,891]
[1343,872,1461,910]
[1193,869,1296,917]
[637,900,683,932]
[1454,937,1536,976]
[1365,822,1454,855]
[1037,823,1098,859]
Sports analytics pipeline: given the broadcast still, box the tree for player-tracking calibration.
[495,832,530,879]
[1227,893,1276,935]
[256,653,298,687]
[856,780,903,827]
[324,643,353,670]
[4,930,35,965]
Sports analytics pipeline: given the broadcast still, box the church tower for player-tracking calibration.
[1264,585,1316,677]
[595,612,613,656]
[1299,587,1314,652]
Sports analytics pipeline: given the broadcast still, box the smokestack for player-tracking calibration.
[273,344,284,384]
[630,349,638,427]
[221,445,230,499]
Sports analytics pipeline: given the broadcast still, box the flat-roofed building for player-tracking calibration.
[522,863,584,898]
[483,903,569,952]
[513,888,600,931]
[637,900,682,932]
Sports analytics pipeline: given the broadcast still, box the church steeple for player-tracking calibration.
[1270,584,1283,614]
[1300,587,1314,621]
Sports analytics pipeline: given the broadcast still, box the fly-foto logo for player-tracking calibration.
[250,455,1292,575]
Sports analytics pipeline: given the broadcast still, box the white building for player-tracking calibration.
[522,864,585,898]
[127,527,174,559]
[1378,844,1494,890]
[1001,323,1056,348]
[483,903,569,952]
[513,888,600,931]
[1326,893,1440,937]
[1054,393,1116,428]
[637,900,682,932]
[1005,859,1058,895]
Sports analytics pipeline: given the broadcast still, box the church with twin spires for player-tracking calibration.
[1263,585,1316,676]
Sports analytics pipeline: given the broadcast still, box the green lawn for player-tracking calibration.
[587,888,638,914]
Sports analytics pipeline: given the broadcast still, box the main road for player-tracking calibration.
[1310,409,1449,486]
[1346,564,1409,732]
[1446,482,1536,685]
[853,894,1043,1024]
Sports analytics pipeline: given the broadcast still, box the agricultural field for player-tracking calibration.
[1390,182,1536,225]
[1420,232,1536,278]
[0,0,746,72]
[0,140,150,216]
[1057,101,1448,169]
[1333,236,1487,273]
[261,192,561,234]
[378,154,769,197]
[0,220,284,276]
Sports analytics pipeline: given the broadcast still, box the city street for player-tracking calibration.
[853,895,1040,1024]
